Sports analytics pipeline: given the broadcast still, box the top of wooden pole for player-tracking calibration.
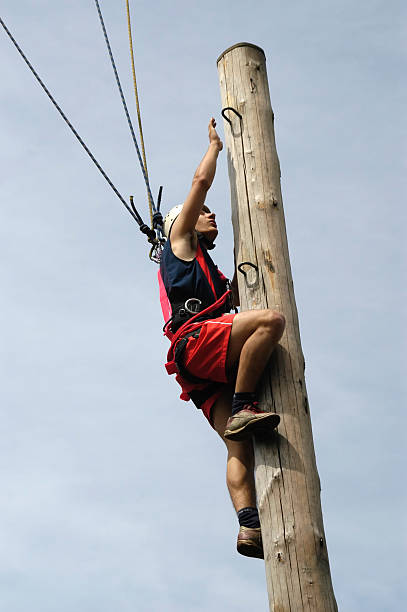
[217,42,265,64]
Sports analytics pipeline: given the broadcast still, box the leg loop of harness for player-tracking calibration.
[188,383,222,409]
[173,329,208,385]
[165,296,233,410]
[172,328,224,409]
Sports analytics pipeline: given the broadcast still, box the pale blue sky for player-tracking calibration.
[1,1,406,610]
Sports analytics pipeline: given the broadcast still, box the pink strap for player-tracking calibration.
[157,269,172,322]
[195,242,217,299]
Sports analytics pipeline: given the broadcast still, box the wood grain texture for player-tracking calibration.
[217,45,337,612]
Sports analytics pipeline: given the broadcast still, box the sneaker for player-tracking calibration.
[237,526,264,559]
[224,406,280,441]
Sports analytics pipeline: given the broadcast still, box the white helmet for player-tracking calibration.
[163,204,183,237]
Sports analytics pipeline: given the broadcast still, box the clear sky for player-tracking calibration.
[1,1,405,610]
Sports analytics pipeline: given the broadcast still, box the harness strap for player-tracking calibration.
[189,383,222,409]
[164,290,231,382]
[195,242,217,299]
[164,291,233,407]
[172,327,222,408]
[165,290,231,344]
[173,329,209,384]
[158,269,173,338]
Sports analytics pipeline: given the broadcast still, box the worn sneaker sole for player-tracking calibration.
[237,540,264,559]
[224,412,280,441]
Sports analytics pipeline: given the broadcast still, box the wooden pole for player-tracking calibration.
[217,43,337,611]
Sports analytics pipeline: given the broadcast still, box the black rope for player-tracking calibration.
[0,15,138,223]
[93,0,156,213]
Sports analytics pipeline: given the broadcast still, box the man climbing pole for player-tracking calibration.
[159,118,286,559]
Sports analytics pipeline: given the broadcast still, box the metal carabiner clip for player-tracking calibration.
[184,298,202,314]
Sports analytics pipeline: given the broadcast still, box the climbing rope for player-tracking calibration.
[125,0,153,228]
[0,15,137,223]
[93,0,156,216]
[1,11,164,262]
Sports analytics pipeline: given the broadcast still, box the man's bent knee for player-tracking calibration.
[226,309,285,371]
[259,310,285,339]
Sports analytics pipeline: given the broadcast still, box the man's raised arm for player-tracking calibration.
[171,118,222,245]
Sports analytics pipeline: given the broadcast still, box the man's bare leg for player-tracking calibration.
[226,309,285,389]
[218,309,285,496]
[212,385,263,558]
[223,309,286,440]
[212,386,256,509]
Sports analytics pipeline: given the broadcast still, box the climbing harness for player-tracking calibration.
[173,328,207,384]
[0,5,164,263]
[164,289,232,410]
[165,291,232,367]
[173,325,225,408]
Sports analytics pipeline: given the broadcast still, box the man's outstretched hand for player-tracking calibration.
[208,117,223,152]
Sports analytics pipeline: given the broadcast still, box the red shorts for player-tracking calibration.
[181,313,236,426]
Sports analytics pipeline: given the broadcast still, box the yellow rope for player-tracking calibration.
[126,0,153,227]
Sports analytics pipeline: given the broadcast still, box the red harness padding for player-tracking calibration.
[164,290,232,401]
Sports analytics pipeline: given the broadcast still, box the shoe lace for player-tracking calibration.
[245,401,260,414]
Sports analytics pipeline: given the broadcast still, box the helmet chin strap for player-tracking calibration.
[197,232,216,250]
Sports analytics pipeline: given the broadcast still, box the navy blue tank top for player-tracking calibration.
[159,237,229,332]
